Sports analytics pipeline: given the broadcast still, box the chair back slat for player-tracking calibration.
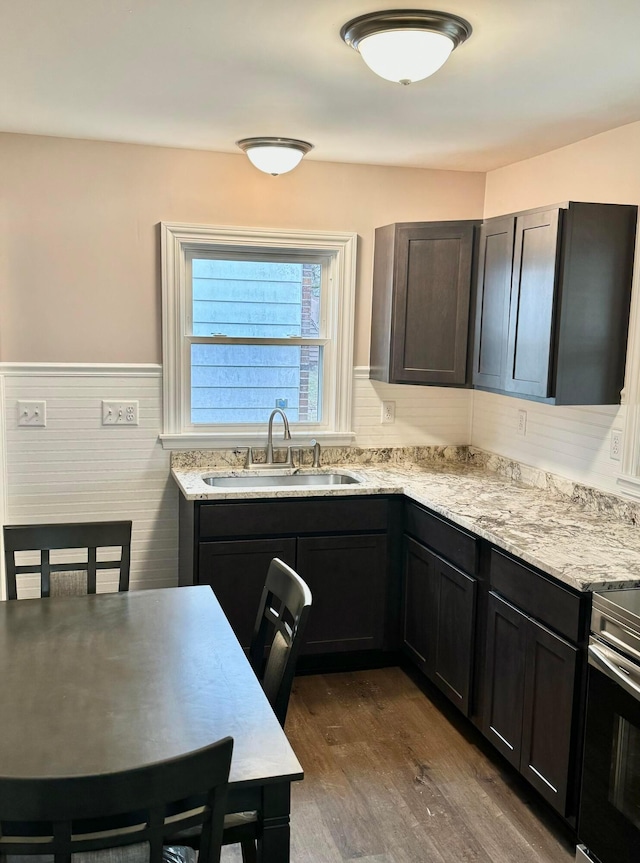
[3,521,133,600]
[87,546,98,594]
[0,737,233,863]
[249,558,312,726]
[42,549,51,598]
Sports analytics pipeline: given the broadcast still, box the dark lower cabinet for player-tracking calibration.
[484,591,579,816]
[181,496,394,659]
[484,592,527,768]
[183,492,590,826]
[297,534,388,654]
[403,535,476,716]
[198,538,296,651]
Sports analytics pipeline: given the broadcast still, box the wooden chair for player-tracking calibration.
[3,521,132,600]
[0,736,233,863]
[250,557,313,727]
[175,558,312,863]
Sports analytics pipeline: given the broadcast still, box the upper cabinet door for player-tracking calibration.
[370,221,477,386]
[391,223,476,385]
[472,216,515,390]
[504,208,562,398]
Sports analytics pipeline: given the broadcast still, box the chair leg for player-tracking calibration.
[240,838,258,863]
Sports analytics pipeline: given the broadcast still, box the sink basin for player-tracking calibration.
[203,473,360,488]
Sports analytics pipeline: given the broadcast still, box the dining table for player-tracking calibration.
[0,585,303,863]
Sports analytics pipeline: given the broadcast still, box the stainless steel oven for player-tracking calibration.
[578,588,640,863]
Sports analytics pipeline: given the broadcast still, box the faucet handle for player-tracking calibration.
[244,447,254,468]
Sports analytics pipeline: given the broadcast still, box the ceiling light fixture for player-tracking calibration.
[340,9,472,85]
[236,137,314,175]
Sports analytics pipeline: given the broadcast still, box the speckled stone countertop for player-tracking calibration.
[171,447,640,594]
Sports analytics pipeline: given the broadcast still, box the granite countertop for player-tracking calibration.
[171,455,640,594]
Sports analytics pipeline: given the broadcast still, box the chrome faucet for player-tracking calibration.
[266,409,291,463]
[310,439,321,468]
[245,408,293,468]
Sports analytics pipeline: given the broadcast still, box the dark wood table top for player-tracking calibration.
[0,586,303,788]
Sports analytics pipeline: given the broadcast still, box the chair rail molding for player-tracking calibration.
[0,363,162,377]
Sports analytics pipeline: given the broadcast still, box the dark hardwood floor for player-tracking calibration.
[222,666,576,862]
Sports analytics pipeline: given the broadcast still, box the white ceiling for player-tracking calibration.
[2,0,640,171]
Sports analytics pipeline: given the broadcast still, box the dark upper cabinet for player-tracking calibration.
[473,216,515,390]
[473,202,637,404]
[370,220,479,386]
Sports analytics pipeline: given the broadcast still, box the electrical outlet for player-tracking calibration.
[610,429,622,461]
[517,409,527,436]
[102,401,139,425]
[17,400,46,427]
[381,400,396,424]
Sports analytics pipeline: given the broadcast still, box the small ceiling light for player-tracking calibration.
[236,137,314,175]
[340,9,472,85]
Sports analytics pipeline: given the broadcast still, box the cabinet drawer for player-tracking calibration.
[404,503,478,573]
[198,497,389,539]
[489,549,582,643]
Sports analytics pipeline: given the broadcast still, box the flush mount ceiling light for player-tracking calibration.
[236,137,314,175]
[340,9,472,85]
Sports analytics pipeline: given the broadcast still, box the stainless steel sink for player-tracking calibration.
[203,473,360,488]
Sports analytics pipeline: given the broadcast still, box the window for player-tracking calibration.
[160,224,357,447]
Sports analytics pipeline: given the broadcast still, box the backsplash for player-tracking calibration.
[471,389,625,496]
[171,444,469,470]
[468,446,640,527]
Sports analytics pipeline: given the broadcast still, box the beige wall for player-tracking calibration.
[484,120,640,216]
[0,132,485,365]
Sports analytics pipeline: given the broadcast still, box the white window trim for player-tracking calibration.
[617,224,640,496]
[160,223,357,449]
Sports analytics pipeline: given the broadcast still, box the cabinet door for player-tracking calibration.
[433,555,476,715]
[402,537,476,716]
[472,216,515,390]
[296,534,388,655]
[402,537,438,673]
[391,222,476,385]
[198,538,296,651]
[484,592,527,769]
[521,618,578,816]
[505,208,562,397]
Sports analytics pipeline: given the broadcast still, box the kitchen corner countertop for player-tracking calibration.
[171,461,640,594]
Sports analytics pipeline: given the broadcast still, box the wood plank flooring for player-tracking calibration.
[222,667,576,862]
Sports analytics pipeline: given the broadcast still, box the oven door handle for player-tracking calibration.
[589,641,640,702]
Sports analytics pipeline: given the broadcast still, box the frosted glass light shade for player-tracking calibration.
[236,137,314,175]
[340,10,472,85]
[358,29,453,84]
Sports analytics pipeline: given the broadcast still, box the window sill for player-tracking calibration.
[159,431,356,451]
[616,475,640,498]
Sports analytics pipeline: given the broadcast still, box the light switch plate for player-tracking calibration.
[102,400,139,425]
[17,400,46,427]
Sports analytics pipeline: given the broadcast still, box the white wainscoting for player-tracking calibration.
[0,364,177,592]
[353,368,471,447]
[470,389,625,494]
